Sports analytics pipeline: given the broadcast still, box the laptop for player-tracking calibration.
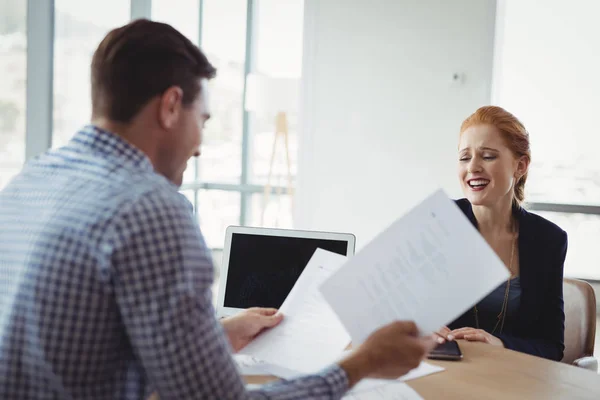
[216,226,355,318]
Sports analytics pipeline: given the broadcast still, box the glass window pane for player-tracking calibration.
[494,0,600,206]
[248,0,303,186]
[197,0,247,183]
[180,189,196,213]
[0,0,26,189]
[52,0,130,148]
[249,113,298,187]
[534,211,600,280]
[255,0,304,78]
[182,158,197,184]
[151,1,202,182]
[151,0,200,45]
[248,192,293,229]
[148,3,214,245]
[197,189,240,249]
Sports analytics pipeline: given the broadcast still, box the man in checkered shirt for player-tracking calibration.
[0,19,434,399]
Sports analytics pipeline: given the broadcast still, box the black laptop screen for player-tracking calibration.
[223,233,349,309]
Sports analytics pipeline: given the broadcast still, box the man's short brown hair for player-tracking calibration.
[91,19,217,123]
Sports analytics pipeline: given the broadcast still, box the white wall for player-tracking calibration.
[295,0,497,247]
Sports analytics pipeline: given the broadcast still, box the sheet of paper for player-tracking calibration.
[234,354,300,379]
[343,382,424,400]
[238,350,442,385]
[400,361,444,382]
[240,248,351,373]
[330,347,443,393]
[349,361,444,393]
[320,189,510,343]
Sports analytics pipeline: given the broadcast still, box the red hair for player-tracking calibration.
[460,106,531,205]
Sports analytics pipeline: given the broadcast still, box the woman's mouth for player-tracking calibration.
[467,179,490,191]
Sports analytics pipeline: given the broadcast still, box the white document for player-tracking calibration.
[237,352,442,384]
[349,362,444,393]
[335,349,443,391]
[240,248,351,373]
[400,361,444,382]
[234,354,300,379]
[320,189,510,343]
[343,382,423,400]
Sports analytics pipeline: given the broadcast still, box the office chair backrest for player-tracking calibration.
[562,278,597,364]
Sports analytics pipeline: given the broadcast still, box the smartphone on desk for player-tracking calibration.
[427,340,463,361]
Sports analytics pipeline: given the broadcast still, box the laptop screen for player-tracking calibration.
[223,233,349,309]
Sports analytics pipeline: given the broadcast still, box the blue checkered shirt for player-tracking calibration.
[0,126,348,399]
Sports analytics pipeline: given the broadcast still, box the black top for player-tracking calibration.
[475,277,522,334]
[449,199,567,361]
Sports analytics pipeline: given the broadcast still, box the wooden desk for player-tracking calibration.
[246,341,600,399]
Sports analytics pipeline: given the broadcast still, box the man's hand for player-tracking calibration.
[338,321,436,387]
[447,327,504,347]
[220,307,283,352]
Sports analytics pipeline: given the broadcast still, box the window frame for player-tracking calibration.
[25,0,293,249]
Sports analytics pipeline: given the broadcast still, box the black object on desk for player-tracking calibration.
[428,341,463,361]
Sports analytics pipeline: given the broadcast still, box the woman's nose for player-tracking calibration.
[467,159,483,174]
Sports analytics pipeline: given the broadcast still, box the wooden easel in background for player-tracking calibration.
[261,111,294,226]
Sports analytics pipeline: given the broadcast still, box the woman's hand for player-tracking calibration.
[434,326,451,344]
[447,327,504,347]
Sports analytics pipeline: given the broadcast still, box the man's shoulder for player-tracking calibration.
[108,182,195,239]
[125,183,192,218]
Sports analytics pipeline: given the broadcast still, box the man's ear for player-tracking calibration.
[158,86,184,130]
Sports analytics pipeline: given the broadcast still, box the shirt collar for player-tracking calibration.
[69,125,155,173]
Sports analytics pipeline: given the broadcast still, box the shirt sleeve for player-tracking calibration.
[108,188,349,399]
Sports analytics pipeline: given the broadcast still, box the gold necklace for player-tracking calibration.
[474,232,517,335]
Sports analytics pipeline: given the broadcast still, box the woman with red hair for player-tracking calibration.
[438,106,567,361]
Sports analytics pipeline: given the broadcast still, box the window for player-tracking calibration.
[6,0,304,251]
[152,0,200,45]
[534,211,600,280]
[153,0,305,248]
[245,0,303,232]
[197,0,247,185]
[197,190,241,249]
[52,0,130,148]
[248,192,294,228]
[0,0,26,189]
[494,0,600,279]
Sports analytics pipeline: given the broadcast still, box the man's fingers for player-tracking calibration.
[250,307,280,316]
[261,312,284,328]
[420,335,438,353]
[390,320,418,335]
